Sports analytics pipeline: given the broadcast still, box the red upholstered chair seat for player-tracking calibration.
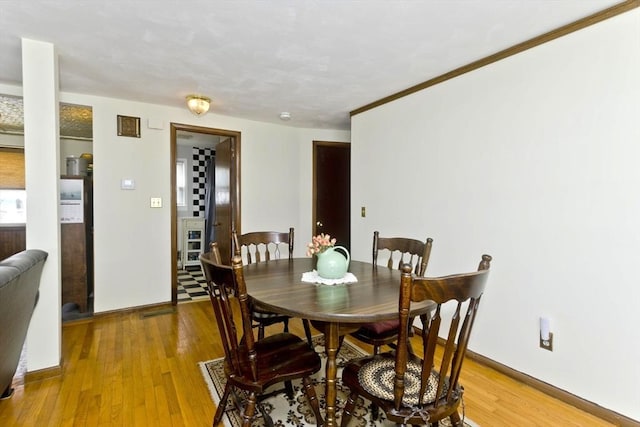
[359,319,400,335]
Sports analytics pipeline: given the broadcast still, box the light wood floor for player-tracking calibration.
[0,300,615,426]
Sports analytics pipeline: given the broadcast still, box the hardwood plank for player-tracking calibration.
[0,301,623,426]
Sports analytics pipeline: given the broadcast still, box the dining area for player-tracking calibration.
[199,229,492,427]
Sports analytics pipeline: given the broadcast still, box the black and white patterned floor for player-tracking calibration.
[177,266,209,302]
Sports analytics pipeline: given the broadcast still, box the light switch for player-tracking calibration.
[150,197,162,208]
[361,206,366,217]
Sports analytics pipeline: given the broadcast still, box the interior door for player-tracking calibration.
[214,137,233,263]
[170,123,241,305]
[313,141,350,250]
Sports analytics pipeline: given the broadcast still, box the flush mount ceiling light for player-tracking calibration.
[279,112,291,121]
[186,95,211,116]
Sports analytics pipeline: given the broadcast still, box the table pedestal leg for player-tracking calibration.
[324,322,339,427]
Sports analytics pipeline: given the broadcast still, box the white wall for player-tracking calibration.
[351,10,639,420]
[0,133,24,147]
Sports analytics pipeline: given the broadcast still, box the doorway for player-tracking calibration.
[170,123,241,304]
[313,141,350,249]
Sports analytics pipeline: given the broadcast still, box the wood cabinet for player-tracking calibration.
[0,225,26,260]
[61,176,93,312]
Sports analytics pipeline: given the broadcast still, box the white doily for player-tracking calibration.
[301,270,358,286]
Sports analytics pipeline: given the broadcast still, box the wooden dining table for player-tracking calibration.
[242,257,434,427]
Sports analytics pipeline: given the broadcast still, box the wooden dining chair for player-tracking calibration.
[373,231,433,276]
[348,231,434,355]
[341,254,492,427]
[233,229,313,346]
[200,245,323,427]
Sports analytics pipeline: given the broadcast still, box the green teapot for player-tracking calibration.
[316,246,350,279]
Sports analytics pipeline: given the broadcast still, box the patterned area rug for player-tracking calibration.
[199,336,478,427]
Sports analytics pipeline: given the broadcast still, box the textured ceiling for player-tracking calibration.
[0,0,626,132]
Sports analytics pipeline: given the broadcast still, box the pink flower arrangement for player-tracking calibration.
[306,233,336,256]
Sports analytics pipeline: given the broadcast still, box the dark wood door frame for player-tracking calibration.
[170,123,241,304]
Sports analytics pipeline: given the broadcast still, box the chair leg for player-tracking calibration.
[341,391,358,427]
[258,323,265,340]
[213,383,232,426]
[449,410,464,426]
[302,376,323,426]
[302,319,313,347]
[283,317,289,332]
[370,401,379,422]
[284,380,294,400]
[241,392,258,427]
[257,402,275,427]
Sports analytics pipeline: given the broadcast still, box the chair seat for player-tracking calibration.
[251,307,292,329]
[356,355,449,406]
[252,308,290,320]
[342,354,457,423]
[225,332,321,392]
[357,319,400,335]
